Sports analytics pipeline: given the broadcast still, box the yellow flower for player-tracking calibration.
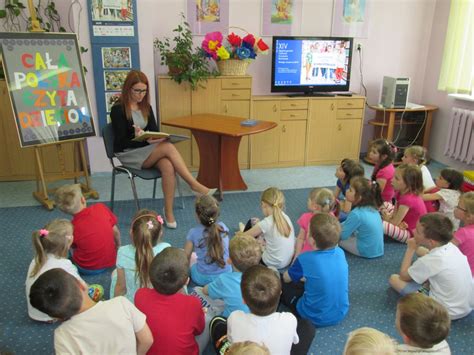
[208,40,219,51]
[217,46,230,60]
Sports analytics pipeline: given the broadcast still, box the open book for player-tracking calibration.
[132,132,189,143]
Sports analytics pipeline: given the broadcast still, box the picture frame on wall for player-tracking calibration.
[105,92,122,112]
[104,70,130,91]
[186,0,229,35]
[261,0,303,36]
[331,0,370,38]
[101,47,132,68]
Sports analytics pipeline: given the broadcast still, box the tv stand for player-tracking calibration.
[287,92,336,98]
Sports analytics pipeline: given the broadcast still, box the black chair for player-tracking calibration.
[102,123,184,211]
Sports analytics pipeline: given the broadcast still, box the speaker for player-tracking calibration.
[380,76,410,108]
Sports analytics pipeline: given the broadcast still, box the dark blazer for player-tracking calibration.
[110,104,159,153]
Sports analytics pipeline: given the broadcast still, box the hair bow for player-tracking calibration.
[39,229,49,237]
[146,221,154,230]
[156,215,164,225]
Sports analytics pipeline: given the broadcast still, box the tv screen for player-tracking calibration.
[271,36,353,95]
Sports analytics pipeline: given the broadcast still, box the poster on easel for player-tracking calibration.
[0,32,95,148]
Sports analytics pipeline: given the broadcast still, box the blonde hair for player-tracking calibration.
[228,341,270,355]
[461,191,474,216]
[310,187,336,212]
[229,234,262,272]
[261,187,291,237]
[31,219,73,277]
[54,184,83,215]
[404,146,427,165]
[344,327,396,355]
[131,209,164,288]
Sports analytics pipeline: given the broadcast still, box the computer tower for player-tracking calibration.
[380,76,410,108]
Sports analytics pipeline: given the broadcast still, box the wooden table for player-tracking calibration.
[367,104,438,149]
[163,114,277,198]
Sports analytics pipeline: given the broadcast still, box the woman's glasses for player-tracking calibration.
[132,88,147,94]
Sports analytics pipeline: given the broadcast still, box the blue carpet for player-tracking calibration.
[0,188,473,354]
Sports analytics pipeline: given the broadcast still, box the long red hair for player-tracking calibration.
[120,70,151,121]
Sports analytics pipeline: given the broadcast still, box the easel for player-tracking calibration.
[26,1,99,210]
[33,139,99,210]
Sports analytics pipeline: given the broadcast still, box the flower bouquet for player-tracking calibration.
[201,28,269,76]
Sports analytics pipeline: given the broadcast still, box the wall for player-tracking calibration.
[420,0,473,171]
[2,0,445,173]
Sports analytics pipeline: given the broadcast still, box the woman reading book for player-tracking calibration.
[110,70,215,229]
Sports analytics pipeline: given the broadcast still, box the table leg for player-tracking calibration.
[387,112,396,141]
[422,111,433,149]
[221,136,246,191]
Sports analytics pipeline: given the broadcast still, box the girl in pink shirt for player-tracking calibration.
[368,139,396,205]
[383,164,427,243]
[293,188,336,261]
[453,192,474,275]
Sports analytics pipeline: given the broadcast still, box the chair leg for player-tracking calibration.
[111,170,116,212]
[176,174,185,210]
[152,179,157,199]
[130,175,140,210]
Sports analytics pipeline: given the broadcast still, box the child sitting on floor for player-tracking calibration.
[282,213,349,327]
[242,187,295,269]
[453,191,474,275]
[340,176,384,258]
[396,293,451,354]
[383,164,427,243]
[26,219,86,322]
[423,168,464,230]
[202,234,262,317]
[135,248,205,354]
[29,268,153,354]
[294,188,336,261]
[368,139,396,205]
[389,213,472,320]
[334,159,365,215]
[184,195,232,286]
[55,184,120,275]
[343,327,396,355]
[110,209,170,301]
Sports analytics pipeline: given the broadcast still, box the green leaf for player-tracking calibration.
[0,10,6,18]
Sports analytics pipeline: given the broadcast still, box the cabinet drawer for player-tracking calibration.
[281,100,308,110]
[337,99,364,109]
[281,110,308,121]
[221,78,252,89]
[336,108,364,119]
[221,89,251,100]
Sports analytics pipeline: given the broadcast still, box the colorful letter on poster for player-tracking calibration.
[0,33,95,147]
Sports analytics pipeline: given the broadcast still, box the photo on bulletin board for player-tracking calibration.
[101,46,131,68]
[187,0,229,35]
[331,0,370,38]
[261,0,303,36]
[89,0,136,37]
[105,92,121,112]
[104,69,129,91]
[0,32,95,147]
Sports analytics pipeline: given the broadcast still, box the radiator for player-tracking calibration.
[444,108,474,165]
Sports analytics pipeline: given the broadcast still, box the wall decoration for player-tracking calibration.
[101,47,131,68]
[90,0,136,37]
[104,70,129,91]
[331,0,370,38]
[187,0,229,35]
[261,0,303,36]
[105,92,121,112]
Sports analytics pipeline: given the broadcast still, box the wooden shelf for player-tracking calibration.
[368,119,423,127]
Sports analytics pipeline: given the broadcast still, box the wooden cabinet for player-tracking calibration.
[252,95,365,167]
[0,80,77,181]
[157,76,251,170]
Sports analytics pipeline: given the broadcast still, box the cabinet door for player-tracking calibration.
[333,118,363,160]
[158,78,192,167]
[250,101,280,167]
[221,100,250,167]
[191,79,222,168]
[279,120,306,164]
[307,100,336,162]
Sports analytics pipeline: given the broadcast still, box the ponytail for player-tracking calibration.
[349,177,382,209]
[261,187,291,238]
[195,195,226,268]
[131,209,164,288]
[312,188,336,213]
[30,219,73,277]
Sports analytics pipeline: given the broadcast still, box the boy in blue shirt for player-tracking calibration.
[202,234,262,317]
[282,213,349,327]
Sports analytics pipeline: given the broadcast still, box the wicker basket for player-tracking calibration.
[217,59,251,76]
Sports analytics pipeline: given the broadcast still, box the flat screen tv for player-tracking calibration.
[271,36,354,96]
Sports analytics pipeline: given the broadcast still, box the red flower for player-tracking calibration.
[242,34,255,47]
[227,32,242,47]
[256,38,269,52]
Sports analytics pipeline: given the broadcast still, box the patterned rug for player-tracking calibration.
[1,188,472,354]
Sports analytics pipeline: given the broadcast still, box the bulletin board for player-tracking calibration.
[0,32,95,147]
